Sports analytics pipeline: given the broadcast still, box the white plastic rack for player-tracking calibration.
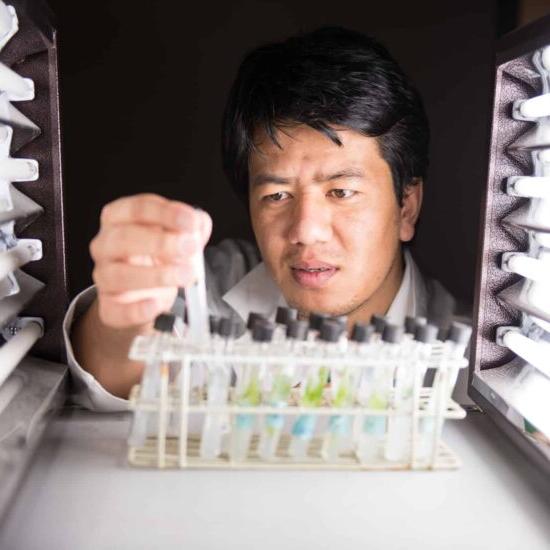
[127,331,468,471]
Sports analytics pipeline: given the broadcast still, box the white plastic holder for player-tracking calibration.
[127,334,468,471]
[0,2,17,52]
[0,317,44,388]
[0,238,42,282]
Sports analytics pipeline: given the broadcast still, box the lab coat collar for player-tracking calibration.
[222,247,427,324]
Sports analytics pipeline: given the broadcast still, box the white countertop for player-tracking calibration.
[1,409,549,550]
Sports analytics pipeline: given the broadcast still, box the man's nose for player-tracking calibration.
[287,194,332,246]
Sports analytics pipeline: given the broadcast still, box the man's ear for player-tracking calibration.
[399,178,423,242]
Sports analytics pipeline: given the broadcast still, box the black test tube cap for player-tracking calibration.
[218,317,234,338]
[286,319,309,340]
[414,323,438,344]
[332,315,348,325]
[447,322,472,346]
[405,315,427,334]
[309,312,327,331]
[351,322,374,343]
[371,314,388,334]
[209,315,221,335]
[247,311,266,331]
[252,320,275,342]
[154,313,176,333]
[319,319,343,343]
[275,306,298,326]
[382,323,404,344]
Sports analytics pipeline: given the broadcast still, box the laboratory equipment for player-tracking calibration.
[127,312,468,470]
[0,0,68,522]
[470,14,550,477]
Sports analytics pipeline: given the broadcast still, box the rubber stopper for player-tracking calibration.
[275,306,298,326]
[414,323,438,344]
[448,322,472,345]
[286,319,309,341]
[154,313,176,333]
[382,323,404,344]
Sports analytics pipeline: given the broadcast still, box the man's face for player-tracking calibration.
[248,124,421,319]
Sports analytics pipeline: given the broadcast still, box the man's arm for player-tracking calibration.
[71,194,212,399]
[71,299,147,398]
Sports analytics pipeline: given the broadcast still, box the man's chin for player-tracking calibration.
[283,288,352,316]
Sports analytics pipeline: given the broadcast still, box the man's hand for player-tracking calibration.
[72,193,212,399]
[90,193,212,328]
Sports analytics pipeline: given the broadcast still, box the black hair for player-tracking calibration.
[221,26,429,204]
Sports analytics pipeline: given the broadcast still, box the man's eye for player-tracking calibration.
[328,189,356,199]
[263,191,290,202]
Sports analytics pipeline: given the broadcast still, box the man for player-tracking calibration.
[65,27,469,411]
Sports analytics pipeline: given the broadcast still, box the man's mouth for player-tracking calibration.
[290,261,338,288]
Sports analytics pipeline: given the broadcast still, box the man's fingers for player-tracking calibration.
[93,262,197,292]
[100,194,201,233]
[90,224,201,262]
[98,295,159,328]
[197,209,213,247]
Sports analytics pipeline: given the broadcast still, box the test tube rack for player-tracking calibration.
[127,332,468,471]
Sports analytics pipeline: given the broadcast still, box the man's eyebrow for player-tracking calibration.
[322,168,365,181]
[252,174,295,186]
[251,168,364,186]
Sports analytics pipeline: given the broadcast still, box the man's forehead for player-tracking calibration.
[249,124,384,173]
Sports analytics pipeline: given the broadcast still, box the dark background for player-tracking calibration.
[49,0,525,304]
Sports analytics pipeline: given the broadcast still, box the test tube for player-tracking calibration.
[321,323,367,461]
[356,323,401,463]
[230,320,274,462]
[128,313,175,447]
[185,236,210,347]
[420,322,472,464]
[288,320,340,460]
[199,317,233,459]
[258,319,308,460]
[385,323,438,462]
[415,324,445,462]
[444,322,472,397]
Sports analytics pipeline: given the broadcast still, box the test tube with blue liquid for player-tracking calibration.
[356,323,401,463]
[258,318,308,460]
[288,319,340,460]
[321,320,363,461]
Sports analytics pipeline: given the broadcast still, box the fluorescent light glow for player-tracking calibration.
[533,231,550,248]
[541,46,550,72]
[0,239,42,281]
[0,320,43,388]
[0,2,17,51]
[531,314,550,333]
[0,157,38,181]
[509,365,550,438]
[515,93,550,119]
[0,62,34,101]
[501,329,550,378]
[507,176,550,198]
[525,281,550,313]
[0,179,11,211]
[502,252,550,282]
